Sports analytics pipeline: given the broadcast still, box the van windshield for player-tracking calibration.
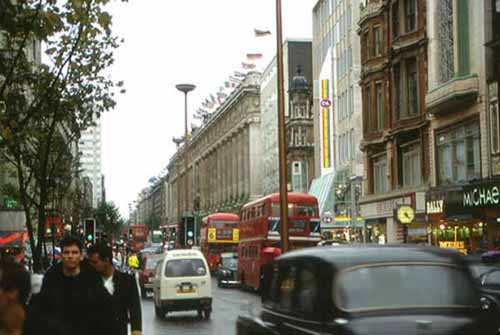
[165,259,207,277]
[336,264,478,311]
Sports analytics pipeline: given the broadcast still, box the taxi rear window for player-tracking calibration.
[165,259,207,277]
[336,264,478,311]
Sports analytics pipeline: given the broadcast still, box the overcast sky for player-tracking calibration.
[102,0,316,218]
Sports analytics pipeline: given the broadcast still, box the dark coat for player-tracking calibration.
[24,261,112,335]
[106,270,142,335]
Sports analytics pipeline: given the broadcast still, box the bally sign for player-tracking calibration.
[426,200,444,214]
[463,183,500,208]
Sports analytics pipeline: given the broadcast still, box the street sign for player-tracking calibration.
[207,228,216,242]
[320,99,332,108]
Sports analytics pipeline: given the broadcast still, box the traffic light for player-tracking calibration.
[184,216,195,247]
[84,219,95,243]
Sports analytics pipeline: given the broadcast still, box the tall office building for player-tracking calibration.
[311,0,363,228]
[79,115,103,208]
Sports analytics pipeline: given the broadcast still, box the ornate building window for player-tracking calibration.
[392,1,400,39]
[438,0,454,83]
[406,57,418,116]
[373,155,388,193]
[436,122,480,185]
[393,63,401,120]
[404,0,417,32]
[375,82,384,131]
[364,85,372,132]
[490,82,499,154]
[373,26,382,57]
[401,142,421,187]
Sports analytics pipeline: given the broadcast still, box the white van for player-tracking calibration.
[152,249,212,319]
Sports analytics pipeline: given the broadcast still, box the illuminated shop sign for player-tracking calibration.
[426,200,444,214]
[463,184,500,208]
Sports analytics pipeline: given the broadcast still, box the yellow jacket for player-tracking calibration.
[128,255,139,269]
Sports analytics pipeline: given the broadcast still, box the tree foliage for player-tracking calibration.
[95,201,123,238]
[0,0,126,272]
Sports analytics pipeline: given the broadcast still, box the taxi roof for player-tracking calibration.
[277,245,466,271]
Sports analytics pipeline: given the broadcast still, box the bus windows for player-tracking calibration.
[296,205,318,217]
[272,203,295,216]
[272,204,280,217]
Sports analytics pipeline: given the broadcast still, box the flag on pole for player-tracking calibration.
[229,76,241,83]
[217,91,227,99]
[234,71,247,78]
[254,28,271,37]
[242,62,256,69]
[246,53,263,61]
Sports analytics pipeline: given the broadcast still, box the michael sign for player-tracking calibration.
[463,185,500,208]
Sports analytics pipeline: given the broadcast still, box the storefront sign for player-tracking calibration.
[439,241,467,255]
[375,197,412,216]
[426,200,444,214]
[463,184,500,208]
[439,241,464,249]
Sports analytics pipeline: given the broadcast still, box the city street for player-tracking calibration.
[141,281,261,335]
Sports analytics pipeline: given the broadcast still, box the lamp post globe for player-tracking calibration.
[175,84,196,94]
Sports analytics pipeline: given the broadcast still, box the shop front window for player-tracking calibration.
[437,122,480,185]
[366,223,386,244]
[430,222,489,253]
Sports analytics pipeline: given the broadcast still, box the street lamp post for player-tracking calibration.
[275,0,290,253]
[175,84,196,218]
[349,176,363,243]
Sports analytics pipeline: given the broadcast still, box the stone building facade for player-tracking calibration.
[167,72,263,224]
[260,40,313,195]
[287,68,315,193]
[358,0,429,244]
[425,0,499,251]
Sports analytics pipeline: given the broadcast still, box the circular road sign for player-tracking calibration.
[320,99,332,108]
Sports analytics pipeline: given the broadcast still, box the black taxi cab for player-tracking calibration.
[237,245,496,335]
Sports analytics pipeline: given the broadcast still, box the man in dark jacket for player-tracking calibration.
[0,258,31,335]
[25,235,112,335]
[88,243,142,335]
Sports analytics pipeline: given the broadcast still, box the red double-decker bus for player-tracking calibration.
[237,192,321,291]
[199,213,240,272]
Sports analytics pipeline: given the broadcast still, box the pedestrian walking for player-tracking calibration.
[88,243,142,335]
[24,235,112,335]
[0,258,31,335]
[128,251,140,271]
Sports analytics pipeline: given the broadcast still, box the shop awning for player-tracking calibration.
[308,172,335,215]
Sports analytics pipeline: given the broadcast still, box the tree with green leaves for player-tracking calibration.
[145,213,160,231]
[95,201,123,239]
[0,0,126,272]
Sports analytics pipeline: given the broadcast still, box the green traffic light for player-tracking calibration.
[86,234,93,241]
[187,231,194,238]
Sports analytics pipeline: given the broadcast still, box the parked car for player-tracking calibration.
[138,253,163,297]
[465,253,500,333]
[152,249,212,319]
[237,245,496,335]
[216,252,239,287]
